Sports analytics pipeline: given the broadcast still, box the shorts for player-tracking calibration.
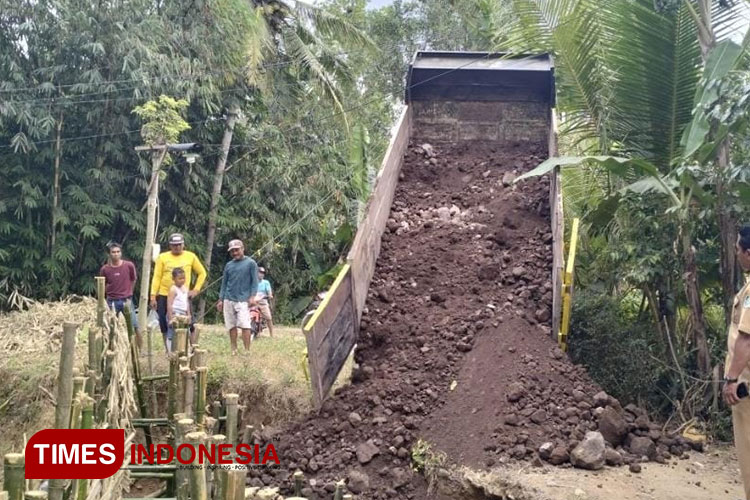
[258,302,272,322]
[223,300,252,330]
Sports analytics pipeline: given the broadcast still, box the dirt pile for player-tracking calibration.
[256,141,694,499]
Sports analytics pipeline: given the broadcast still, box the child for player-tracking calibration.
[166,267,191,352]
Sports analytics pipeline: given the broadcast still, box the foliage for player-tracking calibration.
[132,96,191,147]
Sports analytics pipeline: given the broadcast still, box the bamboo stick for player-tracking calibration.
[86,324,96,370]
[342,495,353,500]
[203,416,217,435]
[96,277,106,328]
[242,425,254,445]
[195,367,207,430]
[177,367,189,418]
[49,322,77,500]
[211,401,222,420]
[224,394,239,447]
[333,479,346,500]
[84,370,97,400]
[175,419,195,500]
[182,370,195,419]
[192,349,206,370]
[175,328,188,356]
[76,396,94,500]
[206,434,225,497]
[0,492,7,500]
[23,493,46,500]
[3,453,24,500]
[185,432,207,500]
[220,469,244,500]
[293,470,304,496]
[167,353,179,423]
[69,376,85,428]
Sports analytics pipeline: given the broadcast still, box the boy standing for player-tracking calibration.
[166,268,191,352]
[256,266,274,338]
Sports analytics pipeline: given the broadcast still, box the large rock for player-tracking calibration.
[598,407,628,446]
[604,448,623,466]
[627,436,656,460]
[570,432,606,470]
[356,440,379,464]
[347,470,370,494]
[548,446,569,465]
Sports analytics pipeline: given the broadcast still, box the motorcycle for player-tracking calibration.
[249,305,265,340]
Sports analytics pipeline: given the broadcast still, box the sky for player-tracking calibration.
[367,0,394,7]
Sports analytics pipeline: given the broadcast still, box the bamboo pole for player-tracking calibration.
[0,492,8,500]
[76,396,94,500]
[175,328,188,356]
[342,495,353,500]
[333,479,346,500]
[224,394,239,447]
[177,366,188,418]
[241,425,254,445]
[293,470,304,496]
[49,322,77,500]
[84,370,97,400]
[167,353,179,423]
[203,416,217,435]
[220,469,244,500]
[175,419,195,500]
[195,367,207,430]
[206,434,225,497]
[192,349,206,370]
[185,432,207,500]
[182,369,195,419]
[23,493,46,500]
[3,453,24,500]
[96,277,106,328]
[86,324,96,370]
[69,376,85,428]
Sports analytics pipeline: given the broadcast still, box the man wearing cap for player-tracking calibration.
[150,233,207,340]
[217,239,259,355]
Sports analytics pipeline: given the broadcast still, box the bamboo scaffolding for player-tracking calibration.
[3,453,24,500]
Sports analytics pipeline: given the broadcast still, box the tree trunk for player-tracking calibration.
[198,105,239,319]
[137,150,166,333]
[717,141,737,325]
[681,226,711,377]
[50,111,64,255]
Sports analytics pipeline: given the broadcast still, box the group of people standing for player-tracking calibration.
[98,233,274,355]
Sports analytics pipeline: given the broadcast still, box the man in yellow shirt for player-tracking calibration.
[149,233,207,340]
[724,225,750,500]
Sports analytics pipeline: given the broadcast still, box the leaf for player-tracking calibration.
[514,155,655,183]
[682,39,743,157]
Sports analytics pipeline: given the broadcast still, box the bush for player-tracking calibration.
[568,290,671,413]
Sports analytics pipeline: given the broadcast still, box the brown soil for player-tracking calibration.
[257,141,698,499]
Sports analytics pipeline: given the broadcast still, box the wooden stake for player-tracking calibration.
[195,367,207,429]
[182,369,195,418]
[224,394,239,447]
[185,432,207,500]
[96,277,106,328]
[175,419,195,500]
[49,322,77,500]
[3,453,24,500]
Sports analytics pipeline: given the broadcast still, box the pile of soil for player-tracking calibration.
[251,141,697,499]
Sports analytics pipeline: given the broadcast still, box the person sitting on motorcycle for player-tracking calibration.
[255,266,274,338]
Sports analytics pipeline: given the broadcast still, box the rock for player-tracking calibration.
[430,293,445,303]
[548,446,569,465]
[356,441,379,464]
[512,266,525,278]
[572,390,586,402]
[604,448,623,466]
[534,308,550,322]
[593,391,610,407]
[391,467,410,489]
[570,431,606,470]
[436,207,451,221]
[629,463,642,473]
[377,289,391,303]
[507,382,526,402]
[420,143,434,157]
[347,470,370,494]
[456,341,472,352]
[627,436,656,460]
[539,442,554,460]
[598,407,628,446]
[502,171,516,186]
[530,409,547,424]
[348,412,362,426]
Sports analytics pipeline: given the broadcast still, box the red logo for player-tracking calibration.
[25,429,124,479]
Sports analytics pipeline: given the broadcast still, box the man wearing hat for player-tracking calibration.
[150,233,207,343]
[217,239,259,355]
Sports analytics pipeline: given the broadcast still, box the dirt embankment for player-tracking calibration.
[258,141,700,499]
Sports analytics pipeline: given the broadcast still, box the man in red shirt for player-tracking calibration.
[99,242,138,331]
